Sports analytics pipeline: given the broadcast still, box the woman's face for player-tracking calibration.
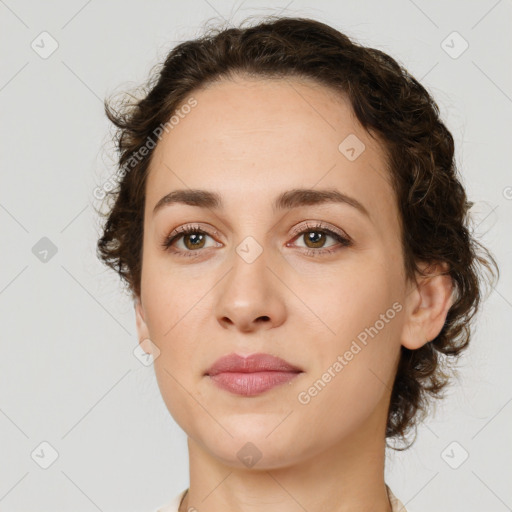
[136,76,410,468]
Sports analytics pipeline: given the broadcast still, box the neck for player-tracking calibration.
[179,412,392,512]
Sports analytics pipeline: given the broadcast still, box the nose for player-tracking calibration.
[214,245,287,333]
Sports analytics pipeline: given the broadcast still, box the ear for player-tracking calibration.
[401,261,454,350]
[134,297,151,354]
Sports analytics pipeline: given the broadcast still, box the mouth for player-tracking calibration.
[205,352,303,396]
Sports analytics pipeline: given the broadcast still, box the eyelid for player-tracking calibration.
[166,223,220,241]
[288,220,350,242]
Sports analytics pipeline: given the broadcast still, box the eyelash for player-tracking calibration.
[160,222,352,258]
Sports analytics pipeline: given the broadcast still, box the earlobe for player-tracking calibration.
[134,297,150,351]
[401,262,454,350]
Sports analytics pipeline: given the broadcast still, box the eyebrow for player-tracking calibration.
[152,187,370,218]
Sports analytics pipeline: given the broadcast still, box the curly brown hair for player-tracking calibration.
[95,16,499,447]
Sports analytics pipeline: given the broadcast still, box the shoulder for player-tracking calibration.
[153,488,188,512]
[386,485,407,512]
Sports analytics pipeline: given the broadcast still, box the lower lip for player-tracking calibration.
[208,371,301,396]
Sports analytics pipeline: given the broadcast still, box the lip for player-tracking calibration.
[205,353,303,396]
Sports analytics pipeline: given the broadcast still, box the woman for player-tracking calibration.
[96,16,498,512]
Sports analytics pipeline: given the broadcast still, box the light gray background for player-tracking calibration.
[1,1,511,511]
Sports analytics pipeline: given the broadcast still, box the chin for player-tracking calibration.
[207,438,302,471]
[208,418,309,461]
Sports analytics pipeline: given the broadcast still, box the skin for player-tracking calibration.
[134,75,453,512]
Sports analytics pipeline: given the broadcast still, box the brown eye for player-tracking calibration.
[161,225,220,256]
[303,231,328,249]
[182,232,206,250]
[288,222,352,256]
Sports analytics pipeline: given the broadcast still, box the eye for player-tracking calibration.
[161,221,352,258]
[161,224,220,257]
[287,221,352,256]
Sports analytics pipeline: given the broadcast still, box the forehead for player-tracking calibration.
[145,75,397,230]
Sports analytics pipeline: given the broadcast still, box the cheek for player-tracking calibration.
[140,256,221,367]
[140,253,207,339]
[142,272,207,433]
[291,254,400,343]
[293,287,401,445]
[293,258,401,398]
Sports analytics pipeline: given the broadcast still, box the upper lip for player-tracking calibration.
[205,353,303,376]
